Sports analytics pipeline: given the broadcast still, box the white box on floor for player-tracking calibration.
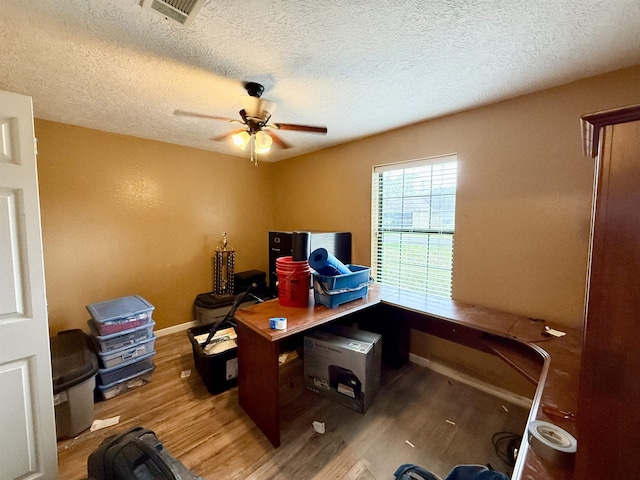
[303,324,381,413]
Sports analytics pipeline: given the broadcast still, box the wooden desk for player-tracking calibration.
[234,283,581,480]
[235,283,393,449]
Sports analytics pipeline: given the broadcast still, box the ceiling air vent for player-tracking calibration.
[141,0,207,26]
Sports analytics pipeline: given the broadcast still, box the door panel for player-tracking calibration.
[0,90,57,479]
[1,358,38,478]
[0,188,25,315]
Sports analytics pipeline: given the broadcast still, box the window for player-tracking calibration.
[371,155,457,298]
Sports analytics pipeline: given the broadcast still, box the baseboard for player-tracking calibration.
[155,320,198,337]
[409,353,532,410]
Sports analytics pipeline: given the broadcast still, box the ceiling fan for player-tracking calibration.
[174,82,328,165]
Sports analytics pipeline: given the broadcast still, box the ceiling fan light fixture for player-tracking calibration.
[232,130,251,149]
[255,131,273,152]
[260,100,276,119]
[241,96,276,121]
[174,82,326,166]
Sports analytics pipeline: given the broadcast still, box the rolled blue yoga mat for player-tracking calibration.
[308,248,351,275]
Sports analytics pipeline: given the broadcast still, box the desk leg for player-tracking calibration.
[237,322,281,448]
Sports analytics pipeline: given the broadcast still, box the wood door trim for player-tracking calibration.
[581,104,640,157]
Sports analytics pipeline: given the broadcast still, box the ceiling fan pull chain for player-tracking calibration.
[250,135,258,166]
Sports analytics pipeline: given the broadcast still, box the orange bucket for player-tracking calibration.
[275,256,311,307]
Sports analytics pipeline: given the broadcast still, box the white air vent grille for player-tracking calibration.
[141,0,206,26]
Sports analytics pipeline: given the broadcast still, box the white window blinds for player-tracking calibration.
[372,155,457,298]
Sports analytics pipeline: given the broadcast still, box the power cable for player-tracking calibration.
[492,431,523,469]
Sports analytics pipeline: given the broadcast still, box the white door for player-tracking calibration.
[0,91,57,479]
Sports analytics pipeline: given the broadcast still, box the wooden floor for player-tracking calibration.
[57,330,529,480]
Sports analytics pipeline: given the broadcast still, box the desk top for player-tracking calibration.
[234,283,397,341]
[382,287,581,480]
[234,284,581,480]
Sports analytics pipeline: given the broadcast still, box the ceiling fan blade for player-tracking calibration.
[174,109,239,123]
[268,132,292,149]
[211,128,247,141]
[271,123,328,134]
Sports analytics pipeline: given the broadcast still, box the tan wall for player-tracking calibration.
[36,120,274,333]
[272,65,640,329]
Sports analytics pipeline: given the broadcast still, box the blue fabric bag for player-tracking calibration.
[393,464,442,480]
[444,464,509,480]
[394,464,509,480]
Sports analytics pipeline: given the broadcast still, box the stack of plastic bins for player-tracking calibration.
[86,295,156,400]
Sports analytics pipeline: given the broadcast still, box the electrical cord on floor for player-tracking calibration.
[492,431,523,469]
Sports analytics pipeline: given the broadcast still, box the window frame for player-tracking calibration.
[371,154,458,298]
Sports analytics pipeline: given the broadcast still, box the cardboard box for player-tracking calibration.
[303,324,381,412]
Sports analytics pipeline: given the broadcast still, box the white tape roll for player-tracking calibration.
[527,420,577,463]
[269,317,287,330]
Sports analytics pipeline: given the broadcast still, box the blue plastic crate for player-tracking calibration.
[312,265,373,308]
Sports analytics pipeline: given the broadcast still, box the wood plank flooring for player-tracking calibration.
[57,330,529,479]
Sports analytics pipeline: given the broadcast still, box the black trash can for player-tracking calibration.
[193,292,235,327]
[50,329,98,439]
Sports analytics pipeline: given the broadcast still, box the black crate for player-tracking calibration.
[187,325,238,394]
[233,271,268,298]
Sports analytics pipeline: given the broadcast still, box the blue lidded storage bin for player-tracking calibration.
[312,265,373,308]
[88,319,155,353]
[94,335,156,368]
[97,351,156,386]
[97,366,156,400]
[87,295,154,336]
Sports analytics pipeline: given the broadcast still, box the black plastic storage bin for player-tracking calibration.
[187,324,238,394]
[50,329,98,439]
[193,292,235,326]
[234,270,268,296]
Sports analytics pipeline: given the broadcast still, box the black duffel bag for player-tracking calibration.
[87,426,203,480]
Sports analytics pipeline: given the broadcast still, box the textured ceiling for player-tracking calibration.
[1,0,640,162]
